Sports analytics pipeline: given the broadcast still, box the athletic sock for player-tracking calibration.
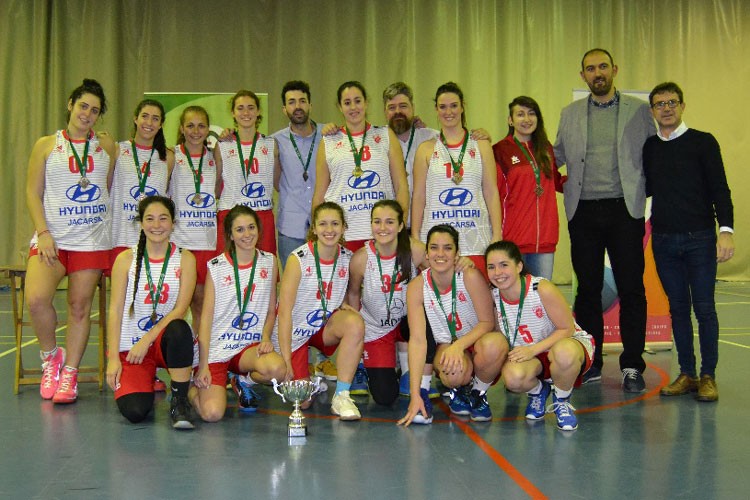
[171,380,190,398]
[335,381,351,395]
[40,346,58,359]
[238,373,256,386]
[472,376,491,395]
[555,387,572,400]
[398,351,409,374]
[527,380,543,395]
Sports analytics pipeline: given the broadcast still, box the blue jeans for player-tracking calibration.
[652,229,718,378]
[522,252,554,280]
[278,233,307,270]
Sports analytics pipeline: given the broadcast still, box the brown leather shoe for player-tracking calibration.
[660,373,698,396]
[696,375,718,402]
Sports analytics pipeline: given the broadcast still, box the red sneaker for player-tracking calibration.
[40,347,66,400]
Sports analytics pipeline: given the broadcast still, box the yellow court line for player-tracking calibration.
[719,339,749,349]
[716,301,750,306]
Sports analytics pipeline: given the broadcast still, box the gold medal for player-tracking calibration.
[192,193,203,204]
[353,166,363,178]
[452,173,462,185]
[79,177,90,188]
[303,172,309,182]
[150,311,158,323]
[239,319,244,329]
[138,193,146,202]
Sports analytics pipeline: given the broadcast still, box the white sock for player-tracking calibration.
[555,387,572,400]
[527,380,543,395]
[472,376,491,394]
[398,351,409,374]
[239,373,256,386]
[40,346,58,360]
[420,375,432,391]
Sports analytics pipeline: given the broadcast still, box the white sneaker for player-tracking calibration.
[331,391,361,421]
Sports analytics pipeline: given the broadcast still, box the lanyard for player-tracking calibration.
[430,270,458,343]
[513,137,543,197]
[440,128,468,185]
[182,144,204,202]
[497,275,527,349]
[67,132,91,187]
[313,242,339,323]
[374,246,400,323]
[236,131,259,183]
[131,141,154,199]
[290,121,316,182]
[231,248,258,329]
[345,124,368,177]
[402,124,416,163]
[143,243,172,324]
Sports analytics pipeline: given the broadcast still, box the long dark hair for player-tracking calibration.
[307,202,347,245]
[434,82,467,129]
[132,99,167,161]
[484,240,528,282]
[230,90,263,127]
[371,200,411,284]
[223,205,261,255]
[506,96,552,177]
[130,196,176,316]
[176,106,210,146]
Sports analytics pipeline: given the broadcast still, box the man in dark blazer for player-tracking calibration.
[553,48,655,393]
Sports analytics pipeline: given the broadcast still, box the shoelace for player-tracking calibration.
[528,394,545,413]
[57,370,75,392]
[547,399,576,416]
[41,362,59,389]
[622,368,640,380]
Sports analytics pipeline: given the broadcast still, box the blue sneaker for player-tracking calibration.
[350,363,369,396]
[549,393,578,431]
[231,374,260,413]
[411,388,434,424]
[448,385,471,416]
[399,371,410,396]
[525,381,551,420]
[469,389,492,422]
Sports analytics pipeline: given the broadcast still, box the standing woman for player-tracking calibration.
[492,96,565,280]
[411,82,502,272]
[25,79,117,403]
[190,206,286,421]
[272,202,366,420]
[107,196,197,429]
[312,81,409,252]
[485,241,594,431]
[398,225,507,426]
[109,99,173,268]
[215,90,279,255]
[168,106,218,335]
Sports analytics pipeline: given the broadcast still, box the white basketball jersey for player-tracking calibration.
[422,269,479,345]
[217,134,275,212]
[169,145,217,250]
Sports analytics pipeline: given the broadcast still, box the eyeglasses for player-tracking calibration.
[652,99,681,110]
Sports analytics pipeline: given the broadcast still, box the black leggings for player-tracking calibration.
[399,311,437,364]
[116,319,193,423]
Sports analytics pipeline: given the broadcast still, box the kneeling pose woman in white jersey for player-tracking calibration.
[107,196,197,429]
[486,240,594,431]
[191,205,286,421]
[399,225,507,426]
[273,202,366,420]
[26,79,117,404]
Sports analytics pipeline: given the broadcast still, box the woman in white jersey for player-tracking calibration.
[273,202,366,420]
[312,81,409,253]
[485,240,594,431]
[107,196,197,429]
[398,225,506,426]
[214,90,279,255]
[26,79,117,404]
[191,205,286,421]
[411,82,502,273]
[168,106,218,336]
[109,99,174,269]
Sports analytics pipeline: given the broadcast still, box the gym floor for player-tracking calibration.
[0,283,748,500]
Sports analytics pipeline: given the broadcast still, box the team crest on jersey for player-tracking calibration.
[261,146,268,155]
[175,267,181,279]
[95,146,102,153]
[305,266,313,276]
[534,306,544,318]
[338,268,347,278]
[458,291,467,302]
[511,155,520,165]
[209,160,215,167]
[177,158,185,167]
[223,275,233,285]
[55,144,64,153]
[335,141,343,149]
[122,148,132,157]
[260,268,268,279]
[228,148,237,157]
[469,149,475,158]
[374,135,381,144]
[433,151,439,158]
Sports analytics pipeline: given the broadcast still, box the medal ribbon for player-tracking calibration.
[182,144,204,197]
[131,141,154,197]
[289,121,317,180]
[143,243,173,323]
[344,124,368,172]
[67,132,91,183]
[313,242,339,322]
[374,246,400,322]
[231,248,258,326]
[513,137,542,196]
[497,275,527,350]
[440,128,469,178]
[430,270,458,343]
[236,132,259,183]
[402,124,416,162]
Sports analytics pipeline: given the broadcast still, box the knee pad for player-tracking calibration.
[161,319,194,367]
[116,392,154,423]
[367,368,399,406]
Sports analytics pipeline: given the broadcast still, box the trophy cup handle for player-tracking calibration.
[307,376,324,401]
[271,378,287,403]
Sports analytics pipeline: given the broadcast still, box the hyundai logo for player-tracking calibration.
[138,313,163,331]
[306,309,331,328]
[439,187,473,207]
[242,182,266,199]
[66,183,102,203]
[129,185,159,200]
[347,170,380,189]
[232,312,260,330]
[185,192,215,208]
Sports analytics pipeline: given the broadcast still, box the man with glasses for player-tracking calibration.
[553,48,655,392]
[643,82,734,402]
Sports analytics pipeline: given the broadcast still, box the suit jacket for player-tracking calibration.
[553,93,655,221]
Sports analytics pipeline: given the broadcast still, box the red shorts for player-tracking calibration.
[114,329,168,399]
[106,246,130,277]
[197,343,258,387]
[362,326,405,369]
[536,337,594,388]
[29,246,109,275]
[290,324,338,380]
[190,249,219,284]
[217,209,277,255]
[344,239,366,253]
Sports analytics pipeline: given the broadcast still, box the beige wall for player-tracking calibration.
[3,0,747,281]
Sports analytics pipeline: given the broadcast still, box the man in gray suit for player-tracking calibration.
[553,48,655,392]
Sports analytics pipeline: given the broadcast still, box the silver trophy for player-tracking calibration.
[272,377,323,437]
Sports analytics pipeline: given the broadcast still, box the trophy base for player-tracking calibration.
[288,426,307,437]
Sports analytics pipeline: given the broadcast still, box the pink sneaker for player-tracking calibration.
[40,347,66,400]
[52,366,79,404]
